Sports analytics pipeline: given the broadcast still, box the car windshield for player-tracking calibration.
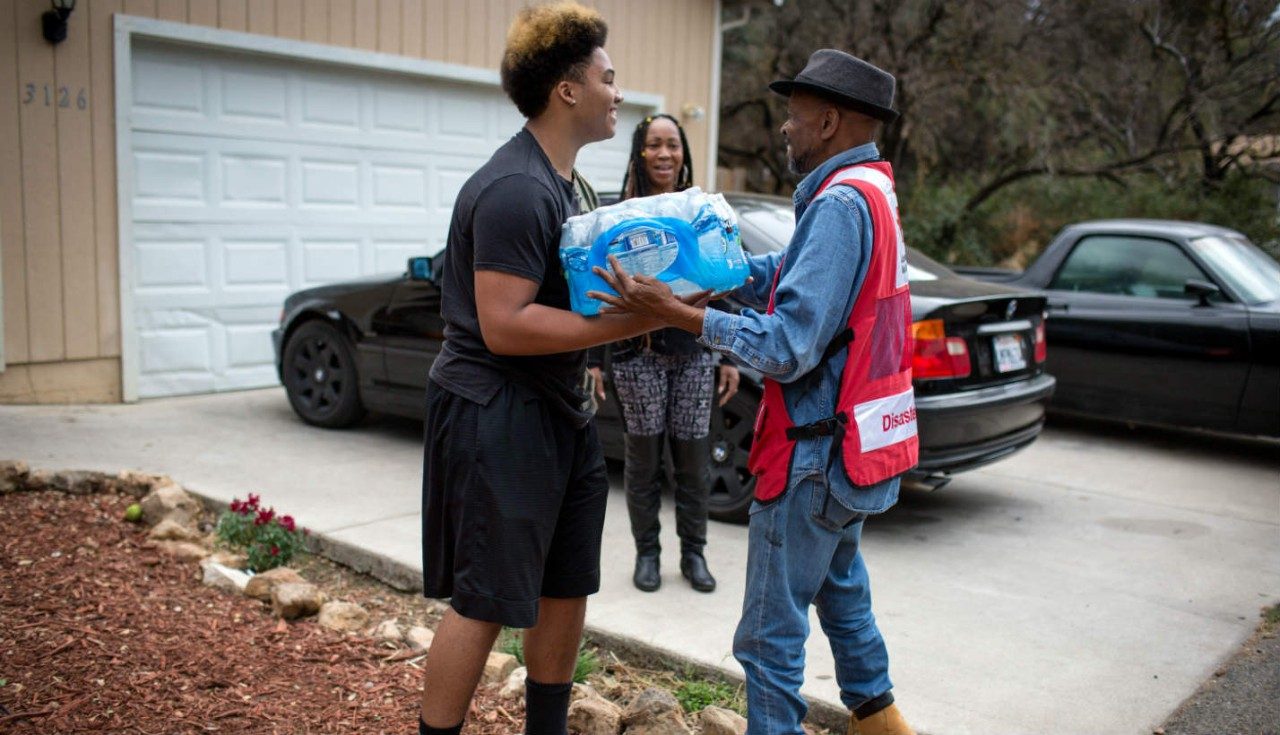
[1188,235,1280,304]
[733,198,939,282]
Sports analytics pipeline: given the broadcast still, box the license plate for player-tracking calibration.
[993,334,1027,373]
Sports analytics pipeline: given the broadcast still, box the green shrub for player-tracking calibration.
[215,494,308,572]
[900,171,1280,266]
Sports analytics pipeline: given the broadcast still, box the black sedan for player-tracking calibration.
[954,220,1280,437]
[272,193,1056,522]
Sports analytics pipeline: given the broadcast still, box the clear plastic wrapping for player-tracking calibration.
[559,188,750,316]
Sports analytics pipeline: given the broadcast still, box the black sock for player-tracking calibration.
[419,716,462,735]
[524,677,573,735]
[854,690,895,720]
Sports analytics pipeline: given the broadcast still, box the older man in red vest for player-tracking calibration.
[591,49,918,735]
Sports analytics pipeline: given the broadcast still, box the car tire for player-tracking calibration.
[707,386,759,524]
[281,319,367,428]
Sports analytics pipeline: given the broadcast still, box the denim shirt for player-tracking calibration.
[699,143,900,514]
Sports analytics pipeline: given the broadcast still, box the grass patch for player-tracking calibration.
[497,627,525,665]
[1263,603,1280,630]
[495,628,600,684]
[673,673,743,714]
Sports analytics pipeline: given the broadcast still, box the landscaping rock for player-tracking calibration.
[372,619,403,643]
[47,470,113,495]
[499,666,528,700]
[482,651,520,684]
[154,540,209,562]
[595,675,625,700]
[0,461,29,493]
[115,470,169,498]
[244,567,306,601]
[24,469,56,492]
[318,601,370,632]
[622,688,692,735]
[568,691,624,735]
[139,483,201,527]
[271,582,324,620]
[698,706,747,735]
[404,626,435,652]
[572,682,600,702]
[147,518,203,543]
[201,560,251,592]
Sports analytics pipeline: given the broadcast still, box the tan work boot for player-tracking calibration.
[846,703,915,735]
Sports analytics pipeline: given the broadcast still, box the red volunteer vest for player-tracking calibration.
[745,161,919,502]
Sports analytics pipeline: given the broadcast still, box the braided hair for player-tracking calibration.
[619,113,694,199]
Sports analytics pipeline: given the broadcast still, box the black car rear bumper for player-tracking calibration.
[914,373,1056,475]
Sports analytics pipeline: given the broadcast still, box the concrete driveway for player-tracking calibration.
[3,388,1277,735]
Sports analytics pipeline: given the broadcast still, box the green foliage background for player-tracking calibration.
[902,172,1279,266]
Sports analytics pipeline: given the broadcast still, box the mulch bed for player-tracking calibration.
[0,490,521,734]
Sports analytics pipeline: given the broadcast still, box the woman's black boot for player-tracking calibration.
[671,436,716,592]
[625,432,666,591]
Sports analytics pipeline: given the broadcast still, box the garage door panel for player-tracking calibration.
[225,323,278,368]
[222,155,289,206]
[300,159,361,208]
[372,164,429,210]
[133,54,205,115]
[139,326,212,373]
[301,78,362,129]
[134,150,208,205]
[128,40,648,398]
[302,240,362,286]
[223,239,289,288]
[220,68,290,123]
[135,239,208,290]
[373,86,429,133]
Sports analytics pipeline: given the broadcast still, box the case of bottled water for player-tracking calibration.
[559,188,751,316]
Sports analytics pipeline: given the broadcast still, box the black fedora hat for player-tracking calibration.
[770,49,899,123]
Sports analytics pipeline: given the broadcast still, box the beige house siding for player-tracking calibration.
[0,0,719,403]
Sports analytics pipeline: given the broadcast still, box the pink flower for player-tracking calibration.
[270,545,280,556]
[255,508,275,526]
[279,515,296,533]
[230,499,242,513]
[246,493,261,509]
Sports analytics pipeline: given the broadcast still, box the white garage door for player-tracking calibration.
[126,39,649,399]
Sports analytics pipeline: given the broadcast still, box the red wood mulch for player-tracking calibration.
[0,490,522,734]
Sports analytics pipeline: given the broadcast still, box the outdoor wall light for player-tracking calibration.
[42,0,76,45]
[681,103,706,122]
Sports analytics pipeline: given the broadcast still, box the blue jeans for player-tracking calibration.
[733,476,892,734]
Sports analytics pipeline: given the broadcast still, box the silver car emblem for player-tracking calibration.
[1006,300,1017,320]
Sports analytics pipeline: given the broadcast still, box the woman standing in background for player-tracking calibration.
[588,114,740,594]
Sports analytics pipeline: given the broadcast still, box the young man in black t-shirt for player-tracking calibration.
[417,5,684,735]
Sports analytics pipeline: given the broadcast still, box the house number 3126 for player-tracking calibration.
[21,83,88,110]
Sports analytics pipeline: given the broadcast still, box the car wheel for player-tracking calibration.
[281,319,366,428]
[707,386,758,524]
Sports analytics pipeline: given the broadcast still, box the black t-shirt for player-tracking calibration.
[429,128,593,427]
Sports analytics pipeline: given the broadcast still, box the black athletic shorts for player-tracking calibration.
[421,379,609,628]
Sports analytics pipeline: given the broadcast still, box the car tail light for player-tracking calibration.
[1033,320,1047,363]
[911,319,971,379]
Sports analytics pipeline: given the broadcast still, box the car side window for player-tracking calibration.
[1049,235,1212,299]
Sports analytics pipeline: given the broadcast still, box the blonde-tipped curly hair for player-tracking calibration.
[500,2,608,118]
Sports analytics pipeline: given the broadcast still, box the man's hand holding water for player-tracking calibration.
[589,254,747,336]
